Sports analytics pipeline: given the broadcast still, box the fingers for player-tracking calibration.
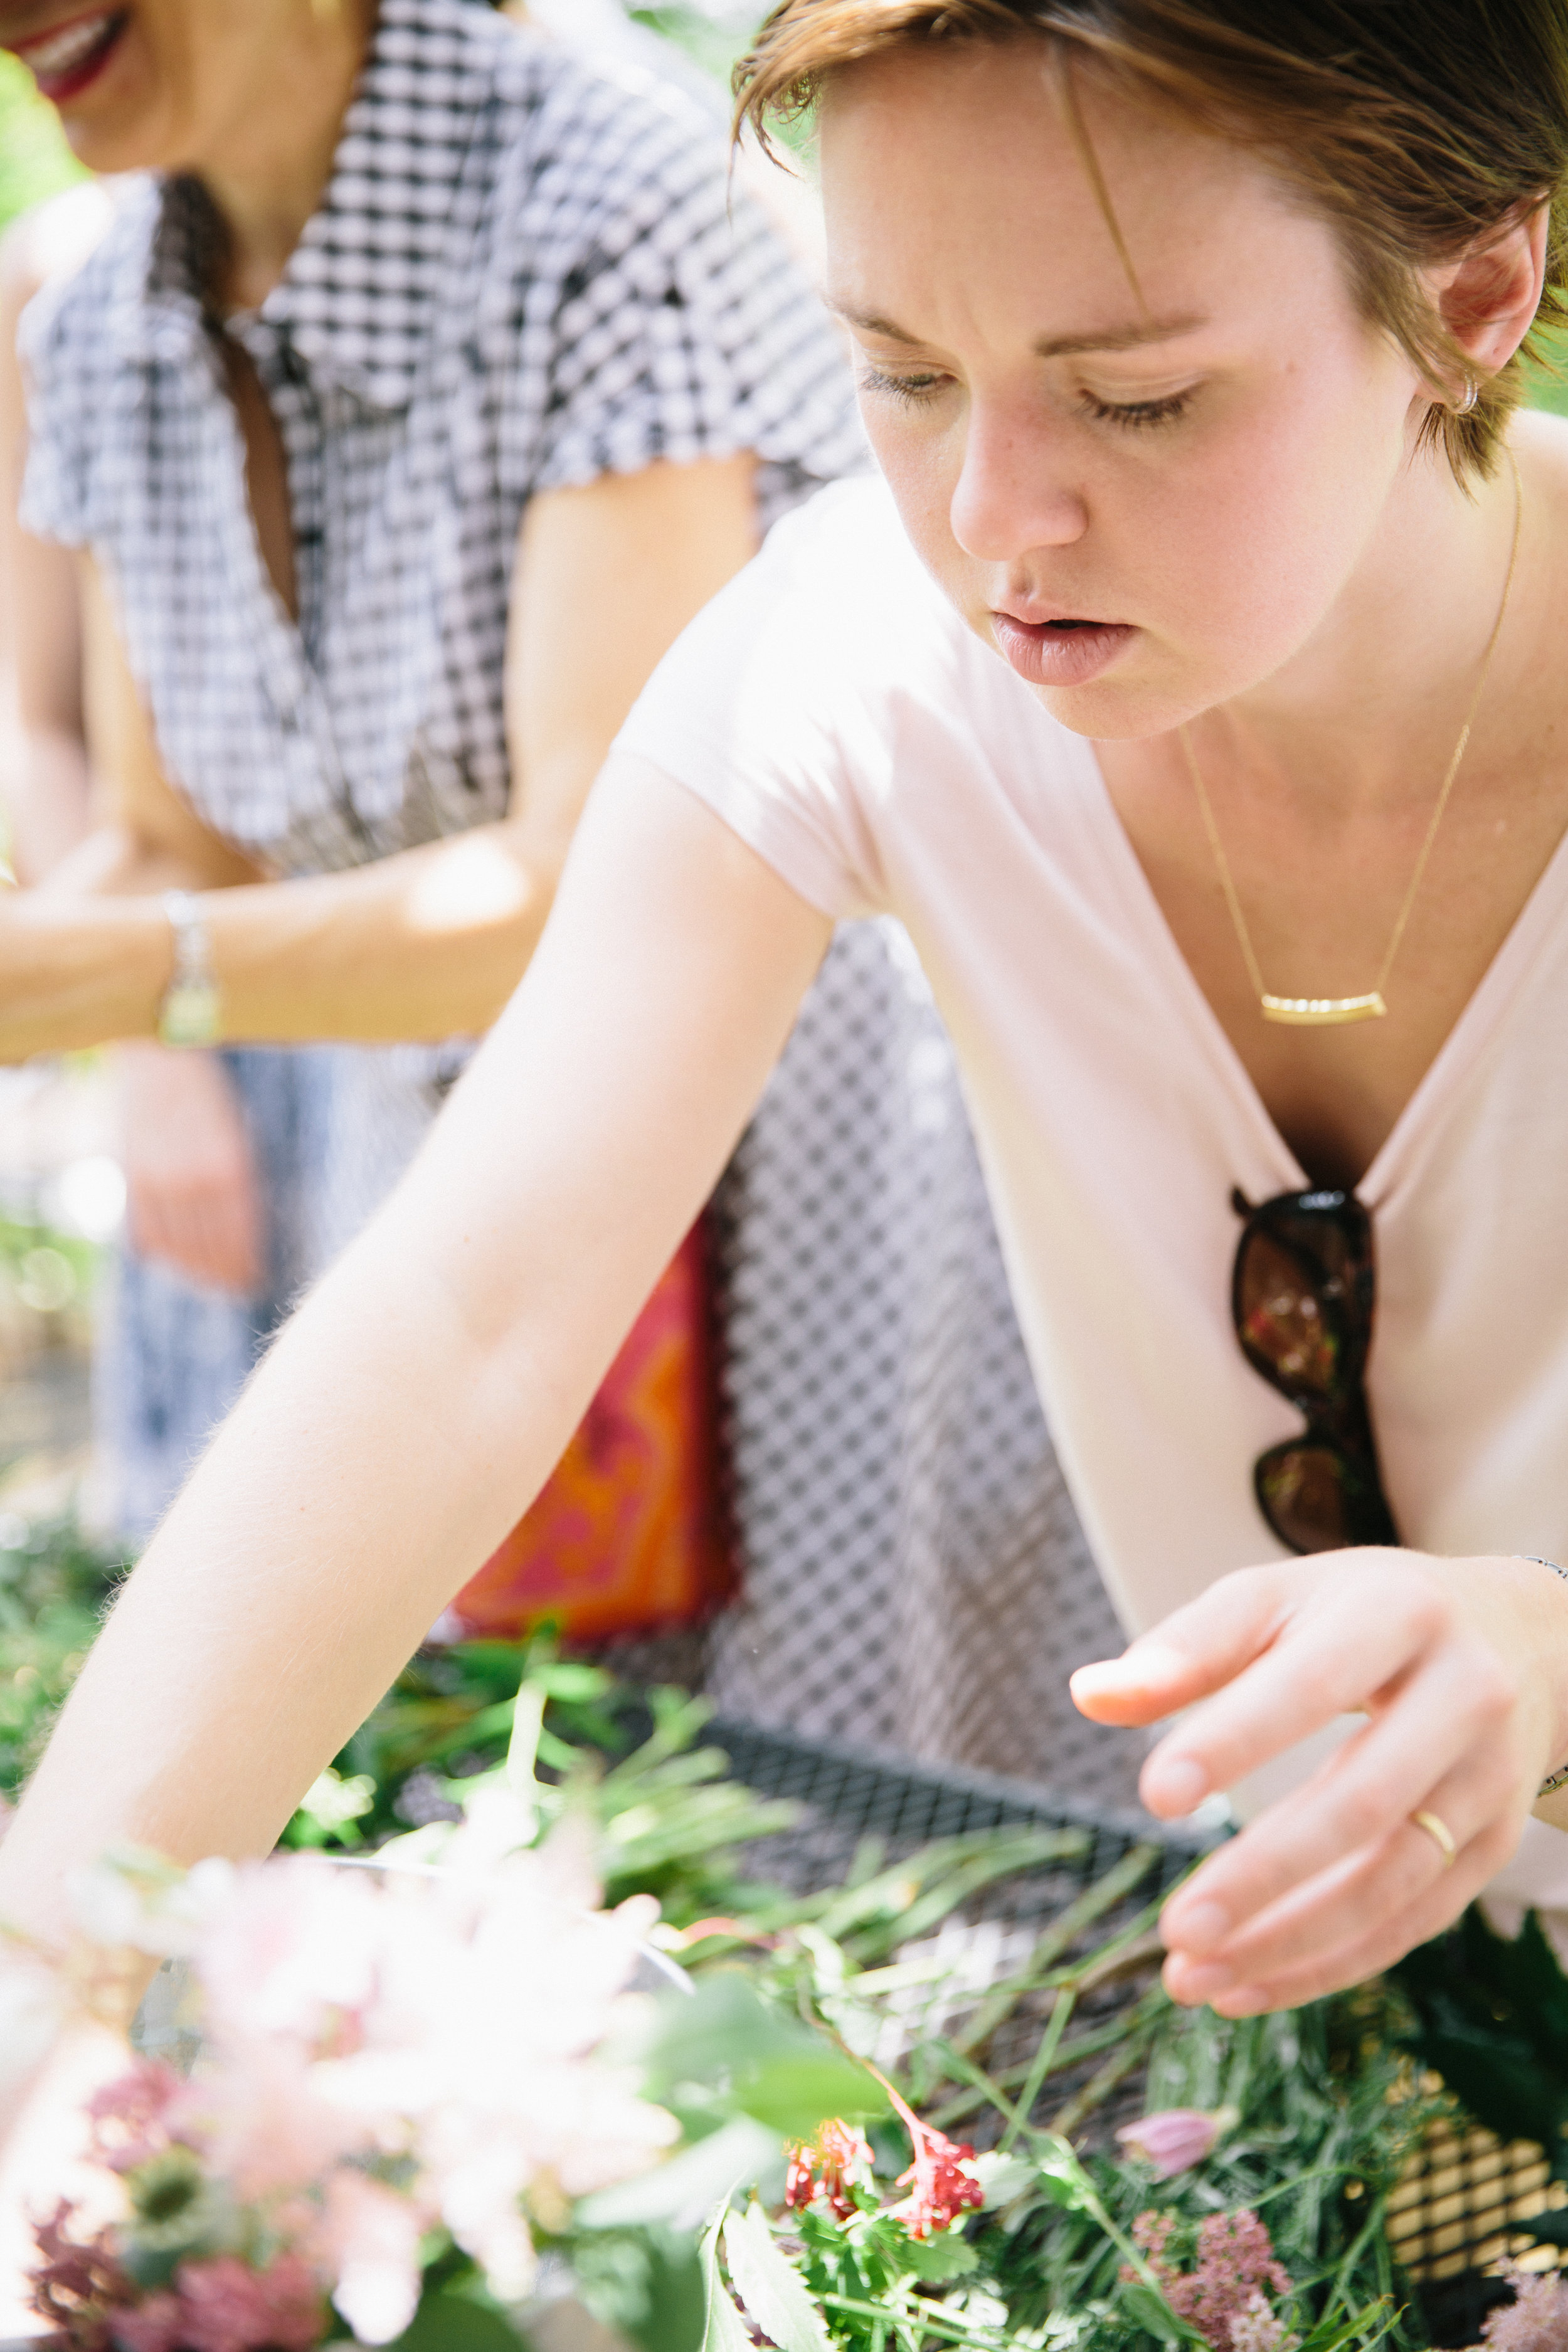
[120,1051,265,1297]
[1162,1737,1520,2005]
[1157,1631,1516,1954]
[128,1166,265,1296]
[1074,1552,1557,2018]
[1133,1554,1462,1820]
[1070,1566,1300,1730]
[1166,1809,1520,2014]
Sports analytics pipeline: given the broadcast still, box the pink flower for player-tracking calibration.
[169,2255,324,2352]
[1229,2294,1300,2352]
[87,2061,184,2173]
[108,2296,186,2352]
[316,2175,423,2348]
[1483,2262,1568,2349]
[1116,2106,1238,2180]
[1132,2209,1293,2352]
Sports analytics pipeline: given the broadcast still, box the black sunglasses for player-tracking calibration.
[1230,1186,1400,1555]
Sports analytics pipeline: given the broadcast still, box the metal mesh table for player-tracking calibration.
[706,1717,1567,2348]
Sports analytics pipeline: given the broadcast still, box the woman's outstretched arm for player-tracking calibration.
[0,754,831,1947]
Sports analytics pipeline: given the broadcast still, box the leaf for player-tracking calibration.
[628,1974,886,2135]
[699,2206,760,2352]
[900,2234,980,2283]
[576,2115,783,2230]
[1118,2282,1188,2342]
[381,2292,525,2352]
[1295,2299,1398,2352]
[1032,2140,1097,2216]
[722,2201,835,2352]
[570,2224,707,2352]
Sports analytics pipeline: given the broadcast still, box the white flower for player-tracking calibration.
[320,2173,424,2346]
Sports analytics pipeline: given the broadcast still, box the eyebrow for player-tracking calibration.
[830,307,1209,358]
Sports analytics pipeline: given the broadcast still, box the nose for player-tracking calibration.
[949,400,1088,564]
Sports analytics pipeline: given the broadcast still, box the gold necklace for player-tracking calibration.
[1179,452,1524,1027]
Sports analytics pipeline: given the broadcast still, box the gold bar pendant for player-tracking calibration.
[1261,992,1387,1027]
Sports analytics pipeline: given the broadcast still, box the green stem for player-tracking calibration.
[1000,1986,1076,2153]
[815,2294,1004,2348]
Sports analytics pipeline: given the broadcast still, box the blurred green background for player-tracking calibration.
[0,50,85,230]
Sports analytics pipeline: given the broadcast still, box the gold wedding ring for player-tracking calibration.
[1411,1808,1458,1869]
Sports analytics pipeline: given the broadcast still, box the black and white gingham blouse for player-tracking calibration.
[18,0,863,877]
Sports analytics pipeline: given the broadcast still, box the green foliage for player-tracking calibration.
[1391,1904,1568,2177]
[978,1994,1435,2350]
[0,1512,125,1800]
[0,53,85,232]
[630,6,757,88]
[282,1639,804,1924]
[632,1971,887,2139]
[571,2223,708,2352]
[380,2290,525,2352]
[1524,320,1568,420]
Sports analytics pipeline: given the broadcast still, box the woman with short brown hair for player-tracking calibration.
[8,0,1568,2037]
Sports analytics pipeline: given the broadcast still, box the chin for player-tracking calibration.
[1014,660,1219,744]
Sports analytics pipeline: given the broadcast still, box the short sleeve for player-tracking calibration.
[501,56,866,525]
[16,263,99,548]
[16,184,157,551]
[614,479,941,924]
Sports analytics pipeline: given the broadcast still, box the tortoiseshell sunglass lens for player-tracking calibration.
[1255,1436,1399,1556]
[1234,1226,1342,1401]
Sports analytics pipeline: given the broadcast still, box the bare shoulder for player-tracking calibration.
[1511,405,1568,507]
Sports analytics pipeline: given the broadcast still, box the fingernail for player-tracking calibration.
[1172,1959,1235,1999]
[1148,1756,1209,1814]
[1168,1900,1229,1955]
[1212,1987,1269,2018]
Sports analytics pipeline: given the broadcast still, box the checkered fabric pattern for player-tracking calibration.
[707,922,1144,1810]
[18,0,863,873]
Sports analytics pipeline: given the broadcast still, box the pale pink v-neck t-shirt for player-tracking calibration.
[617,475,1568,1904]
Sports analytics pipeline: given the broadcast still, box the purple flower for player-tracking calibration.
[1116,2105,1238,2179]
[1483,2261,1568,2349]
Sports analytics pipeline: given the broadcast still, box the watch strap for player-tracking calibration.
[157,889,223,1048]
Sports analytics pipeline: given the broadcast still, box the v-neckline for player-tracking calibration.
[1067,729,1568,1212]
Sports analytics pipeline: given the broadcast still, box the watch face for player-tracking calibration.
[159,980,222,1049]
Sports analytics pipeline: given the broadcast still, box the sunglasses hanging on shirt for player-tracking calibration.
[1230,1186,1400,1554]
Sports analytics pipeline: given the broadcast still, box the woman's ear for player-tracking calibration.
[1429,201,1550,391]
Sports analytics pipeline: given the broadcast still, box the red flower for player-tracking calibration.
[28,2201,137,2352]
[785,2119,874,2219]
[867,2070,983,2241]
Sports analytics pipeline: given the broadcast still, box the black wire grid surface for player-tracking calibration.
[709,1714,1217,2154]
[706,1719,1568,2349]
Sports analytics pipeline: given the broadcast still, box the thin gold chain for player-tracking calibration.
[1179,449,1524,1017]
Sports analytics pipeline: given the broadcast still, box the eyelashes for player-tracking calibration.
[1076,388,1193,431]
[857,364,1195,432]
[857,364,946,405]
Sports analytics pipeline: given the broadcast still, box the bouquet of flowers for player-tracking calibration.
[11,1626,1566,2352]
[3,1744,874,2352]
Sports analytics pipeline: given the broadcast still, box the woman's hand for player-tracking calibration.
[117,1045,265,1298]
[1071,1549,1568,2013]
